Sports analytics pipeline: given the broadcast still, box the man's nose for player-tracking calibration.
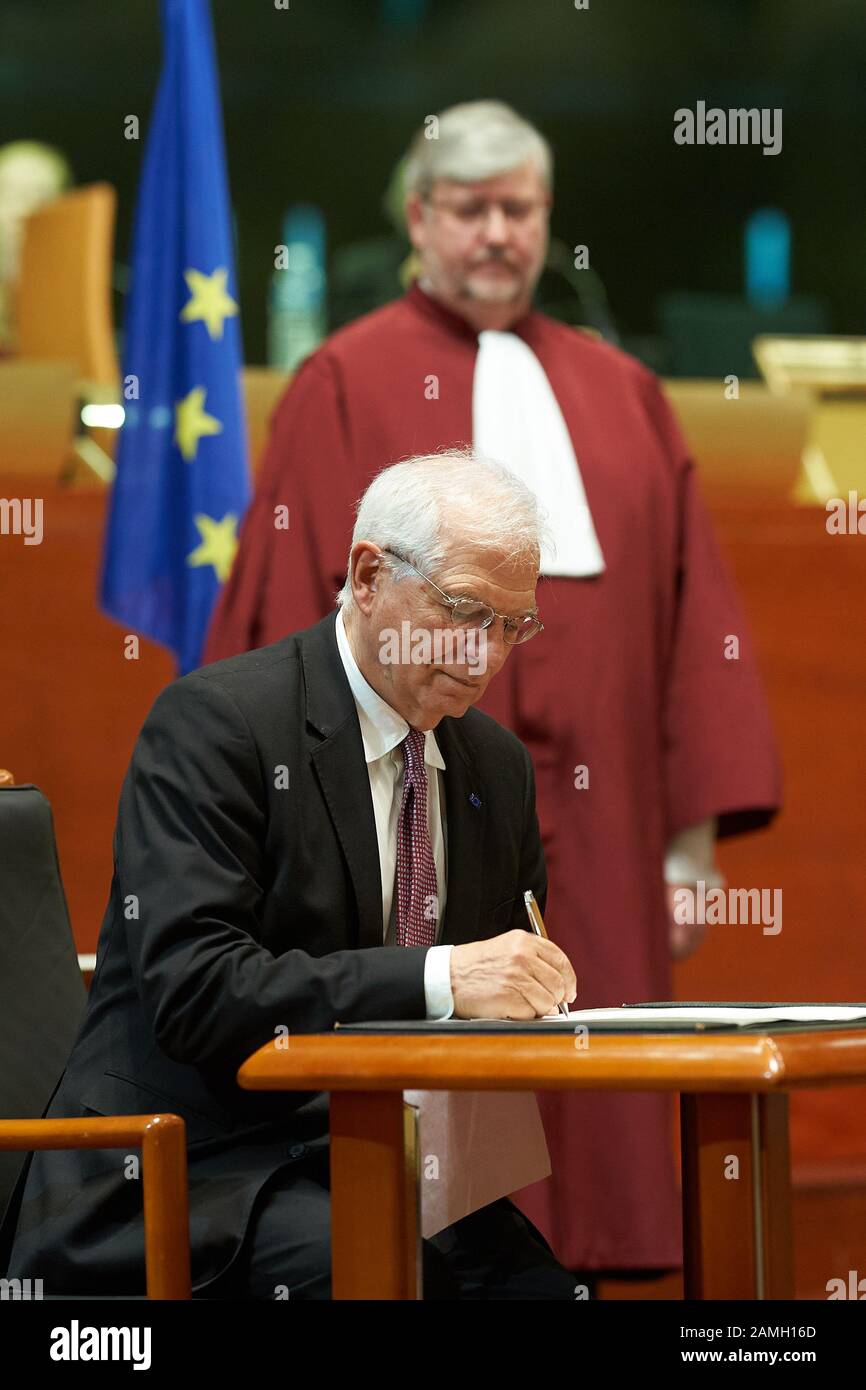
[481,205,509,243]
[483,622,511,671]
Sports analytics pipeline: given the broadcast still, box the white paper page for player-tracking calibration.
[404,1089,551,1239]
[542,1005,866,1026]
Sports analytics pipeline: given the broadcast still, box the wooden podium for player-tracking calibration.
[238,1025,866,1301]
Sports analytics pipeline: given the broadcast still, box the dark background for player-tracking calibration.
[1,0,864,362]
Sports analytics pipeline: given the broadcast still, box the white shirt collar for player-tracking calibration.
[334,607,446,771]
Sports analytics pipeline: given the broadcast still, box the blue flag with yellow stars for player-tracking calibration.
[100,0,249,674]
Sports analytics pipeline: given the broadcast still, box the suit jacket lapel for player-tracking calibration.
[301,613,384,950]
[435,716,485,946]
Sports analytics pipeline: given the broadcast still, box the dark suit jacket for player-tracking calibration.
[2,610,547,1294]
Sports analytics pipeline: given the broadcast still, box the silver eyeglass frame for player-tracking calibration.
[377,548,544,645]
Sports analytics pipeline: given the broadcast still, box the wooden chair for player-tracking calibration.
[0,771,191,1299]
[16,183,118,389]
[0,1116,190,1300]
[8,183,119,483]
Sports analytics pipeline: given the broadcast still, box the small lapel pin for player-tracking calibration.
[469,793,482,809]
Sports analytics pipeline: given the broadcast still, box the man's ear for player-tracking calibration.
[404,191,425,250]
[351,542,384,615]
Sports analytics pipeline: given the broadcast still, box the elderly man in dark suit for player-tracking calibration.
[2,450,577,1300]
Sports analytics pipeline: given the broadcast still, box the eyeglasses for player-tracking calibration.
[380,549,543,645]
[425,195,550,228]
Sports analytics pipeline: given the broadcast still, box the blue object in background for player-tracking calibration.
[267,204,326,371]
[100,0,249,674]
[380,0,429,29]
[745,208,791,310]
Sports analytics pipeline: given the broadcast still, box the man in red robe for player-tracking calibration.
[206,100,780,1282]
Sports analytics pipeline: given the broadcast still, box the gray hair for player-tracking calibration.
[403,100,552,199]
[336,447,550,611]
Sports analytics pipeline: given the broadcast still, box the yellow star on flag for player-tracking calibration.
[174,386,222,461]
[186,512,240,583]
[179,266,239,340]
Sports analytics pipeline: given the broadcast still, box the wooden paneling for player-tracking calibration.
[0,480,174,948]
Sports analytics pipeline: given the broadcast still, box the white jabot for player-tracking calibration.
[472,328,605,578]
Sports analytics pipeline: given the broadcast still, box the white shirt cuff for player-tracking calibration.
[664,816,725,887]
[424,944,455,1020]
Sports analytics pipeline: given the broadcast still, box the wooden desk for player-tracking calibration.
[237,1027,866,1301]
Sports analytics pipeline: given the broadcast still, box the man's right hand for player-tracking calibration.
[450,930,577,1020]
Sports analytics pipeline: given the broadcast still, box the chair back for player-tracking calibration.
[16,183,118,388]
[0,784,87,1218]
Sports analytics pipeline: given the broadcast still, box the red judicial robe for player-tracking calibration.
[206,282,781,1270]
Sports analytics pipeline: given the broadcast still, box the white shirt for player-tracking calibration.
[334,607,455,1018]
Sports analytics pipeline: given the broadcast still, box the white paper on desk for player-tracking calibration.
[544,1005,866,1026]
[403,1089,551,1239]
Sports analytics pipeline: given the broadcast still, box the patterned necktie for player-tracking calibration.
[395,727,439,947]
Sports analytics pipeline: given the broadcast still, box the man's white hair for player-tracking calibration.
[403,100,552,199]
[336,447,550,611]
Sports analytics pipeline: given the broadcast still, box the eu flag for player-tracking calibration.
[100,0,249,673]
